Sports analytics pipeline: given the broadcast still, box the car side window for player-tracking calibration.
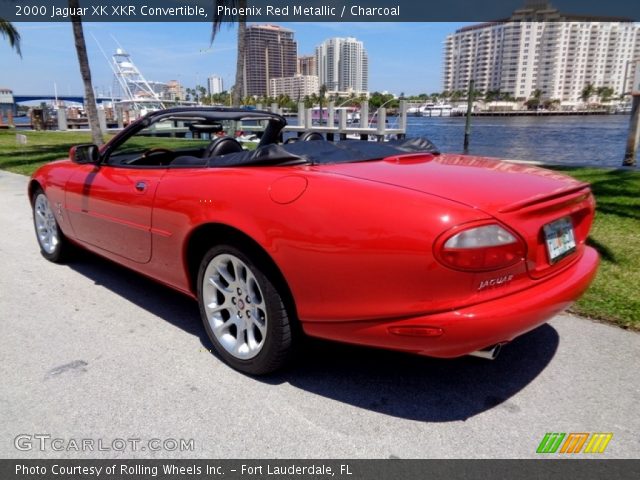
[106,119,215,167]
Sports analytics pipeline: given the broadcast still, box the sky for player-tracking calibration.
[0,22,470,97]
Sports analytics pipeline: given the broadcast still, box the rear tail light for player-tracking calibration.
[436,223,526,271]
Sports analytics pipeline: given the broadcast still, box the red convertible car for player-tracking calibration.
[30,108,598,374]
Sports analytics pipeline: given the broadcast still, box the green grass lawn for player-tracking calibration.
[1,130,638,329]
[550,167,640,330]
[0,130,109,175]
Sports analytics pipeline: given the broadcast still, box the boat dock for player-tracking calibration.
[264,100,408,141]
[5,100,408,141]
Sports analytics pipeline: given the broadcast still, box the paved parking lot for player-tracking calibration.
[1,169,639,458]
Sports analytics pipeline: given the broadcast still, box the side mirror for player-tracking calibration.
[70,144,100,165]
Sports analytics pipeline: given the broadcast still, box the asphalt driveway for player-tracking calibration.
[1,169,638,458]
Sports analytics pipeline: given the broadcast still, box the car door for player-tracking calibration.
[63,115,211,264]
[65,164,166,263]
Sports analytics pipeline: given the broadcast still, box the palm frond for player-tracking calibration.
[0,19,22,57]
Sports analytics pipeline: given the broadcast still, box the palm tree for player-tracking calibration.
[485,89,501,102]
[596,86,614,103]
[69,0,103,146]
[281,94,292,109]
[212,0,247,107]
[197,85,207,104]
[581,83,595,103]
[309,93,319,112]
[318,84,327,124]
[450,90,464,102]
[0,19,21,57]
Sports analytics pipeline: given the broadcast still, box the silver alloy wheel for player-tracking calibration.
[202,253,268,360]
[34,194,59,255]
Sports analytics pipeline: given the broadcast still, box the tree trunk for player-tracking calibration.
[69,0,103,146]
[232,0,247,107]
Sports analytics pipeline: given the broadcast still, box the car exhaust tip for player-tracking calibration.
[468,343,502,360]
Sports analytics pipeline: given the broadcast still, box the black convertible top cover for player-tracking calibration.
[206,137,440,168]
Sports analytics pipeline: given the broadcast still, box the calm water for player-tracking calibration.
[404,115,632,167]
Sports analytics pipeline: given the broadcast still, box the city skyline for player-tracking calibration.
[0,22,462,97]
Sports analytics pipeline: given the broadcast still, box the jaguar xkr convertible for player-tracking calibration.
[29,108,598,374]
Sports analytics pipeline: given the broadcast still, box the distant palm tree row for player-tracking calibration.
[187,90,377,111]
[407,86,620,104]
[193,87,623,111]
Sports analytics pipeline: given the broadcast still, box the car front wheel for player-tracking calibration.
[32,189,70,263]
[197,245,293,375]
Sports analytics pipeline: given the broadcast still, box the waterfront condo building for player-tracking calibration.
[208,75,224,95]
[316,37,369,97]
[245,24,297,98]
[269,75,320,99]
[443,1,640,103]
[298,55,318,76]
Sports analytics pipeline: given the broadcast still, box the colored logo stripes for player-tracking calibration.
[537,433,612,454]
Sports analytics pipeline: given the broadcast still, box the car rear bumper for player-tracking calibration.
[302,246,599,358]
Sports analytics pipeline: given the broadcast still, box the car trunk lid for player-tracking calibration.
[316,153,587,211]
[316,153,595,278]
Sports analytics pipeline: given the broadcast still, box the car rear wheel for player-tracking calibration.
[32,189,70,263]
[197,245,293,375]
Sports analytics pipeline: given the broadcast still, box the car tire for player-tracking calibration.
[197,244,293,375]
[32,188,71,263]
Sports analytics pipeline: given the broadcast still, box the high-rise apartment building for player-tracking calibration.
[316,37,369,96]
[443,1,640,102]
[244,24,297,97]
[270,75,319,99]
[298,55,317,76]
[207,75,224,95]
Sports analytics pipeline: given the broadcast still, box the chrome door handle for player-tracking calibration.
[135,181,146,191]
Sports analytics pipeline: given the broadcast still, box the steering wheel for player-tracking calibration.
[141,147,173,158]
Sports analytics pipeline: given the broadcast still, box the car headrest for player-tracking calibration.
[205,136,244,157]
[298,131,324,141]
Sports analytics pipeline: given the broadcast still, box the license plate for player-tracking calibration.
[543,217,576,264]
